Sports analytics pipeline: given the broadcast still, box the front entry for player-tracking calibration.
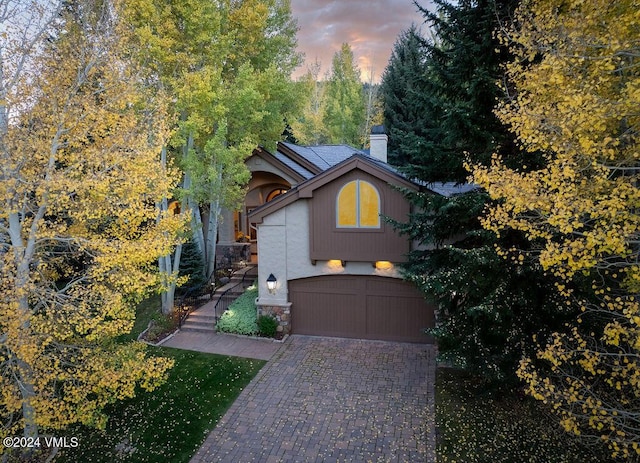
[288,275,435,344]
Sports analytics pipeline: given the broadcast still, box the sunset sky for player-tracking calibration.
[290,0,431,83]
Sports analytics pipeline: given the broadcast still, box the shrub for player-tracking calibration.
[216,287,259,335]
[257,315,278,338]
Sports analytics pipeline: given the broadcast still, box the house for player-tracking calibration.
[210,127,440,344]
[215,127,474,343]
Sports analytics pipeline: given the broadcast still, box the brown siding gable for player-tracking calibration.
[248,154,419,224]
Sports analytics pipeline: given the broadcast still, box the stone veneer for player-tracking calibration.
[256,302,292,334]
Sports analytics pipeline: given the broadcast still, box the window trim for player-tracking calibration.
[335,179,381,229]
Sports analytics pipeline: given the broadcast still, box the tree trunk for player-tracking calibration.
[8,213,40,440]
[17,363,38,439]
[190,198,205,260]
[206,197,221,282]
[159,131,196,314]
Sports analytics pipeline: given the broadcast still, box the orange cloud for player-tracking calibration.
[290,0,429,83]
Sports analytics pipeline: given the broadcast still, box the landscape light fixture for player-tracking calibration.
[266,273,277,294]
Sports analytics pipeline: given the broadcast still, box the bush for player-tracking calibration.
[216,287,258,335]
[257,315,278,338]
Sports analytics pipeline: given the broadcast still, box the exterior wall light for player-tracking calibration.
[266,273,277,294]
[374,261,394,270]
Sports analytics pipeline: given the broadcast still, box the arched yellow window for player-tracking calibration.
[266,188,288,202]
[336,180,381,228]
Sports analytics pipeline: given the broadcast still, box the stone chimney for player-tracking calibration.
[369,125,388,163]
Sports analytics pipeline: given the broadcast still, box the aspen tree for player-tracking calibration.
[472,0,640,456]
[0,0,178,448]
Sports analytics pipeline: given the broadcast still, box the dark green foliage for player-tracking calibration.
[410,0,519,180]
[385,0,566,383]
[380,25,439,168]
[178,239,206,291]
[392,190,572,383]
[257,315,278,338]
[281,122,298,144]
[405,245,568,381]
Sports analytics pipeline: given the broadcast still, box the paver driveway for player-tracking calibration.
[191,335,436,463]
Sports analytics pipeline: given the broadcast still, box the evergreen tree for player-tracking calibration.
[380,25,438,167]
[177,239,206,292]
[392,0,570,384]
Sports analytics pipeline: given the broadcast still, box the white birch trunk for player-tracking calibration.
[159,132,195,313]
[158,145,175,314]
[190,197,206,261]
[206,198,221,281]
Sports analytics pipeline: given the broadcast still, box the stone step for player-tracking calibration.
[213,287,246,297]
[189,307,217,317]
[181,320,216,333]
[187,312,217,323]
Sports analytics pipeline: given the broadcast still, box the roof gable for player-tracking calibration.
[296,153,417,198]
[247,147,308,184]
[249,153,418,224]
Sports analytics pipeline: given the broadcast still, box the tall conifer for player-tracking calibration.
[380,25,437,167]
[389,0,567,383]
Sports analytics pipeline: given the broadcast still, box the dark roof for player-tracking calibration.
[260,141,480,200]
[278,142,366,172]
[249,152,419,224]
[420,181,481,197]
[272,151,315,180]
[277,141,414,184]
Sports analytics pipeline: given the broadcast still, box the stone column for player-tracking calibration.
[218,207,236,245]
[256,302,292,335]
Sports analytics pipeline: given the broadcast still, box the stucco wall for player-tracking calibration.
[255,199,401,305]
[246,155,300,186]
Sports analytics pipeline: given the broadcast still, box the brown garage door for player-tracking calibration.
[288,275,434,343]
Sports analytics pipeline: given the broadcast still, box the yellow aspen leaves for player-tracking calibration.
[469,0,640,457]
[1,0,182,441]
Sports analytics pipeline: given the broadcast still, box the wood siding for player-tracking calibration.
[289,275,434,344]
[309,170,410,262]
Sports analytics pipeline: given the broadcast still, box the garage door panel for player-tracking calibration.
[365,278,417,297]
[291,276,362,294]
[291,292,366,338]
[289,275,435,344]
[366,295,433,343]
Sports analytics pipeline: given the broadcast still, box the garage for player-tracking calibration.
[288,275,435,344]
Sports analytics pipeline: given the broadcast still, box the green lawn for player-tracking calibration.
[56,297,265,463]
[119,295,164,342]
[436,368,616,463]
[57,348,264,463]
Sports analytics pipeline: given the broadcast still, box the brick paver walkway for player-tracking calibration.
[191,335,436,463]
[161,330,280,361]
